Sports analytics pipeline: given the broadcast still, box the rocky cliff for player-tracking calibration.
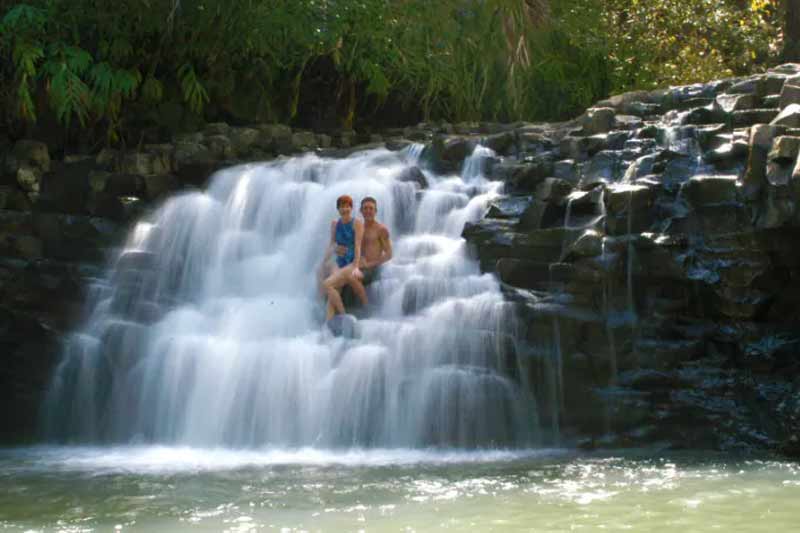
[459,63,800,455]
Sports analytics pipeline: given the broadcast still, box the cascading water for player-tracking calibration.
[44,145,537,448]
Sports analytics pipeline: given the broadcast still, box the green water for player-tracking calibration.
[1,447,798,532]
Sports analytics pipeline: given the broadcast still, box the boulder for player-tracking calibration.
[143,174,179,200]
[37,159,94,214]
[715,93,756,113]
[484,131,516,154]
[174,142,218,186]
[485,196,532,219]
[317,134,332,148]
[101,173,145,196]
[742,124,783,199]
[766,159,792,187]
[535,178,572,203]
[768,136,800,162]
[682,175,739,207]
[496,158,553,192]
[143,144,174,174]
[291,131,317,151]
[779,83,800,109]
[326,314,360,338]
[231,127,259,156]
[254,124,292,150]
[615,115,643,130]
[553,159,580,184]
[704,139,749,168]
[174,142,213,167]
[582,107,616,135]
[559,136,585,160]
[727,77,764,96]
[334,130,356,149]
[682,106,717,125]
[763,73,789,95]
[395,166,428,189]
[607,184,656,214]
[579,151,621,188]
[731,109,779,127]
[438,136,472,165]
[95,148,119,169]
[204,122,231,136]
[204,134,234,159]
[763,94,781,108]
[770,104,800,128]
[88,170,112,193]
[119,152,155,175]
[518,200,564,230]
[9,139,50,173]
[16,166,41,194]
[568,229,604,258]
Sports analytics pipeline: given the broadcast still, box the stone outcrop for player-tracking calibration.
[459,64,800,455]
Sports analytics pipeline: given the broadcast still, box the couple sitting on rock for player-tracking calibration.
[321,195,392,321]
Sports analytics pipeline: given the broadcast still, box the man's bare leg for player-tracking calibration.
[348,278,368,307]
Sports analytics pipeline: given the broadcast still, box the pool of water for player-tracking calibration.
[1,446,798,532]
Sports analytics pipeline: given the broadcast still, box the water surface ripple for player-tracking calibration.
[2,447,798,532]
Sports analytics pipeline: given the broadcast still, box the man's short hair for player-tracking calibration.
[337,195,353,208]
[361,196,377,208]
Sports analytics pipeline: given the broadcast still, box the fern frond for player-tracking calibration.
[1,4,48,30]
[65,46,92,75]
[47,62,90,126]
[12,41,44,77]
[114,68,141,98]
[141,76,164,102]
[16,76,36,121]
[90,62,115,97]
[178,63,209,114]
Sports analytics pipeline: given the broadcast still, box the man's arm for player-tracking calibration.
[378,226,393,265]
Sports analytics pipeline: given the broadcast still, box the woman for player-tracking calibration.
[322,195,364,321]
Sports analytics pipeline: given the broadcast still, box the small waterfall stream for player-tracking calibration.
[44,145,538,448]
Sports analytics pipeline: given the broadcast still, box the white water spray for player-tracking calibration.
[45,146,537,448]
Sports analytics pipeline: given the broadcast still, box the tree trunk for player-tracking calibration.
[783,0,800,62]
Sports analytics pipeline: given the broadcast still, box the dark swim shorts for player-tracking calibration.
[360,267,380,285]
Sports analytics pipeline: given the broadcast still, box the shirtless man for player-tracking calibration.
[337,196,393,307]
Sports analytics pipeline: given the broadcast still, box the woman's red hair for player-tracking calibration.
[336,195,353,208]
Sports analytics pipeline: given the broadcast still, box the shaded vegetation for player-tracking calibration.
[0,0,786,146]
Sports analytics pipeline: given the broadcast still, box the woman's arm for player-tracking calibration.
[323,220,336,263]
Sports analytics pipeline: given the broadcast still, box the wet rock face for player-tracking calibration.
[461,64,800,455]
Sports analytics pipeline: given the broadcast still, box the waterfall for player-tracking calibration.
[44,145,537,448]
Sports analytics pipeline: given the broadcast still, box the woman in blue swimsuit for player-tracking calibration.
[322,195,364,320]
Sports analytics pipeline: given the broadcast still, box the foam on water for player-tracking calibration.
[2,445,561,475]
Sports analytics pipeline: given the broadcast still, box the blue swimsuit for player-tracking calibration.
[335,218,356,268]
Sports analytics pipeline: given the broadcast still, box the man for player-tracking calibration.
[338,196,392,307]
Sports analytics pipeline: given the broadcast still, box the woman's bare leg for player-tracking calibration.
[323,265,354,319]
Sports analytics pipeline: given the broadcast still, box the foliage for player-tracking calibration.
[598,0,782,92]
[0,0,787,144]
